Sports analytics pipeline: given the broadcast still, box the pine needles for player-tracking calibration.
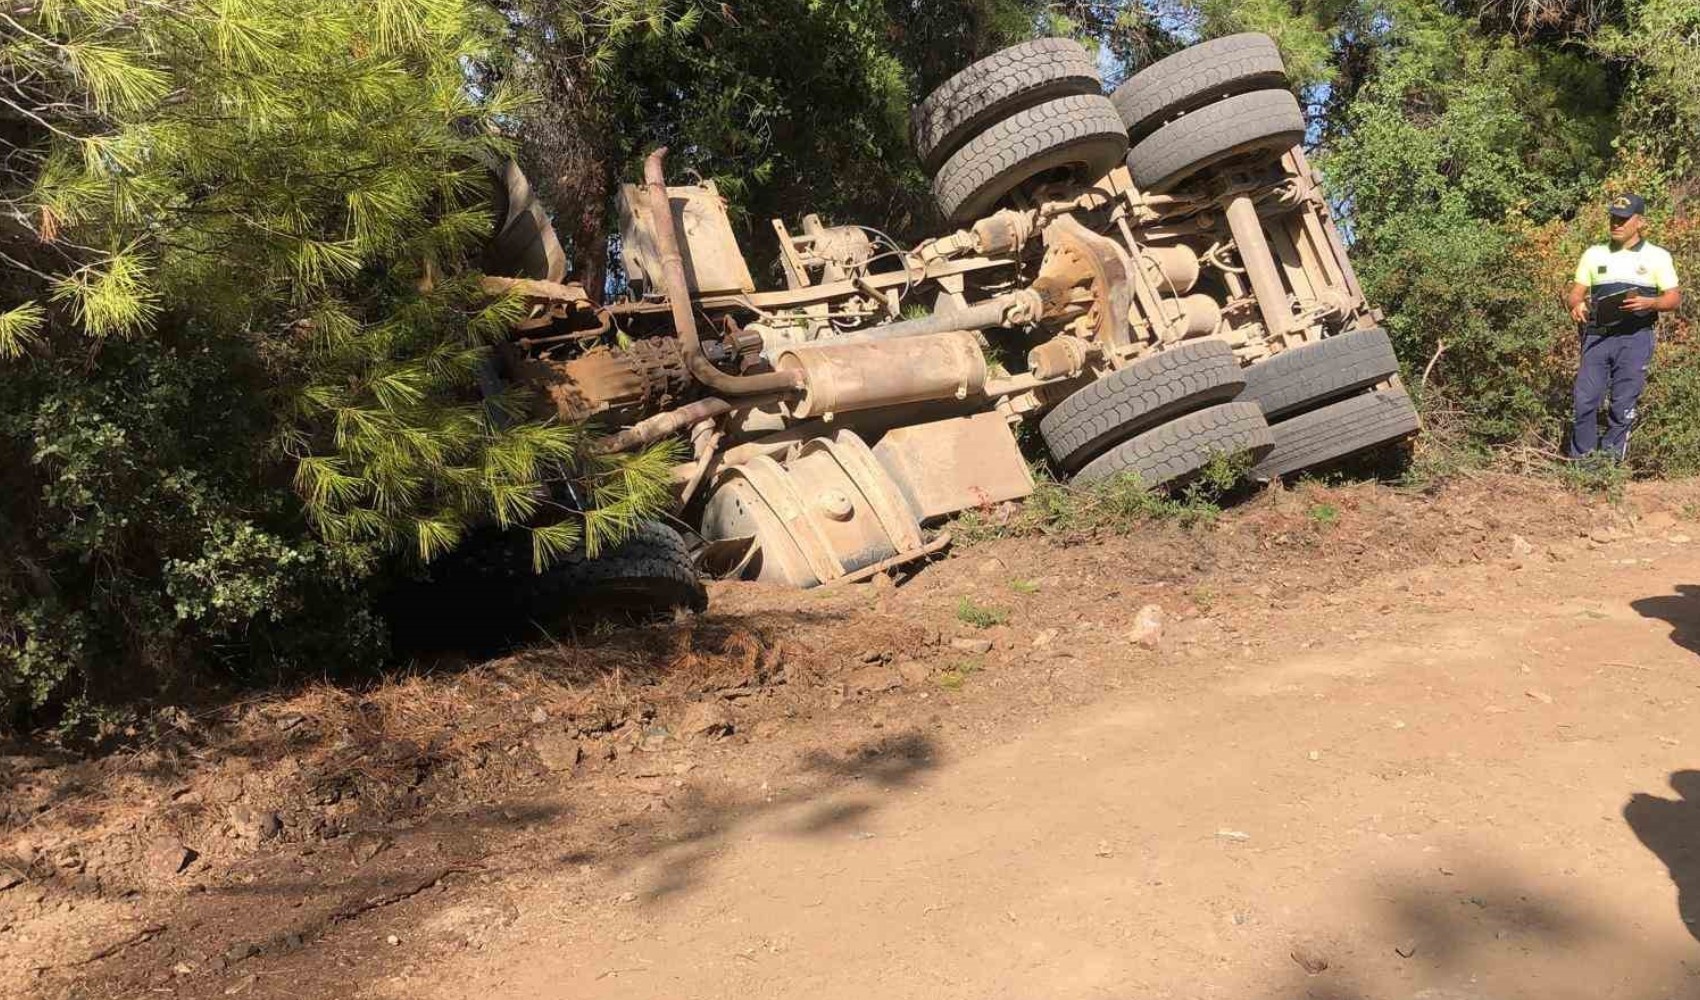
[4,0,673,570]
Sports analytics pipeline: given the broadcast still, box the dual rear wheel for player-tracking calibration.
[1240,327,1419,480]
[1111,33,1304,193]
[913,38,1126,223]
[1036,327,1416,491]
[915,33,1310,221]
[919,36,1415,487]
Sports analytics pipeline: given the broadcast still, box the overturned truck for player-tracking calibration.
[487,34,1417,606]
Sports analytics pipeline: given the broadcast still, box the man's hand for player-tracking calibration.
[1566,281,1591,323]
[1625,289,1681,314]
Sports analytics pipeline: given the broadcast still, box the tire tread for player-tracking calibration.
[1041,340,1245,469]
[1241,328,1400,420]
[528,521,707,613]
[932,94,1128,223]
[1251,387,1420,480]
[1110,33,1288,140]
[1074,401,1274,486]
[913,38,1102,172]
[1125,88,1304,192]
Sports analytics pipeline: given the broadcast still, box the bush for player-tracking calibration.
[953,451,1253,543]
[1322,2,1699,469]
[0,0,672,726]
[1,338,387,722]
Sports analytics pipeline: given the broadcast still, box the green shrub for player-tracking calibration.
[1307,503,1341,526]
[0,0,671,725]
[955,598,1009,629]
[953,451,1253,543]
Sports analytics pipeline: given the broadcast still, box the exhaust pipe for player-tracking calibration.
[644,148,803,397]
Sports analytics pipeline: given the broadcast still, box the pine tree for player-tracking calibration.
[4,0,673,560]
[1,0,674,718]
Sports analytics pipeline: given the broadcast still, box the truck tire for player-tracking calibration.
[1241,327,1400,421]
[1073,401,1274,487]
[526,520,708,615]
[1125,89,1304,193]
[1041,339,1245,471]
[913,38,1102,174]
[932,94,1129,224]
[1251,387,1420,481]
[389,520,705,653]
[1110,33,1288,142]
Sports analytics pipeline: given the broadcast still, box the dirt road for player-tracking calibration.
[377,507,1700,999]
[8,479,1700,1000]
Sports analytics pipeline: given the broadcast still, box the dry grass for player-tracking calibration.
[1,616,797,880]
[237,619,787,794]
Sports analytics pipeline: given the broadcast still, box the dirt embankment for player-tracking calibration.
[3,473,1699,999]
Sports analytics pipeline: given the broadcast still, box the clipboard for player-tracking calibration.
[1590,286,1650,327]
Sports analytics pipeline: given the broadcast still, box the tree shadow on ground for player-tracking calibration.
[0,606,869,889]
[1255,862,1698,1000]
[1250,771,1700,999]
[1624,769,1700,945]
[1631,584,1700,657]
[24,729,939,999]
[598,729,940,904]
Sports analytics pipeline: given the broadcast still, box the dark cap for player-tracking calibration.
[1609,193,1645,218]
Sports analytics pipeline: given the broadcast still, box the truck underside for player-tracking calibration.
[483,34,1417,602]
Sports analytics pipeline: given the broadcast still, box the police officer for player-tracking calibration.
[1565,193,1682,460]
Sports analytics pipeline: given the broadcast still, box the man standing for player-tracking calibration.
[1566,193,1682,460]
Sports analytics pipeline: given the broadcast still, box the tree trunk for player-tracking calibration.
[513,32,622,304]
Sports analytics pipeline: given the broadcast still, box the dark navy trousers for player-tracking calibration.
[1571,327,1655,459]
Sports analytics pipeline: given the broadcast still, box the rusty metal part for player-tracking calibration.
[644,148,804,397]
[1139,245,1200,296]
[1157,294,1223,342]
[917,209,1035,264]
[516,308,614,351]
[1267,165,1348,310]
[842,290,1042,344]
[726,334,766,370]
[480,275,589,305]
[593,398,734,455]
[821,531,953,589]
[770,215,877,288]
[1288,146,1364,302]
[972,210,1035,256]
[1113,215,1174,354]
[917,229,980,264]
[871,412,1034,520]
[600,253,999,319]
[538,338,691,423]
[1033,215,1135,349]
[620,177,755,297]
[742,321,804,362]
[772,218,814,289]
[676,418,724,507]
[489,159,567,284]
[1027,335,1093,379]
[716,384,1047,470]
[1291,212,1348,303]
[807,217,875,281]
[777,331,988,419]
[1225,193,1292,337]
[984,371,1075,398]
[700,431,925,589]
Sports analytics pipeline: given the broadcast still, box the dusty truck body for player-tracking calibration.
[486,34,1416,600]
